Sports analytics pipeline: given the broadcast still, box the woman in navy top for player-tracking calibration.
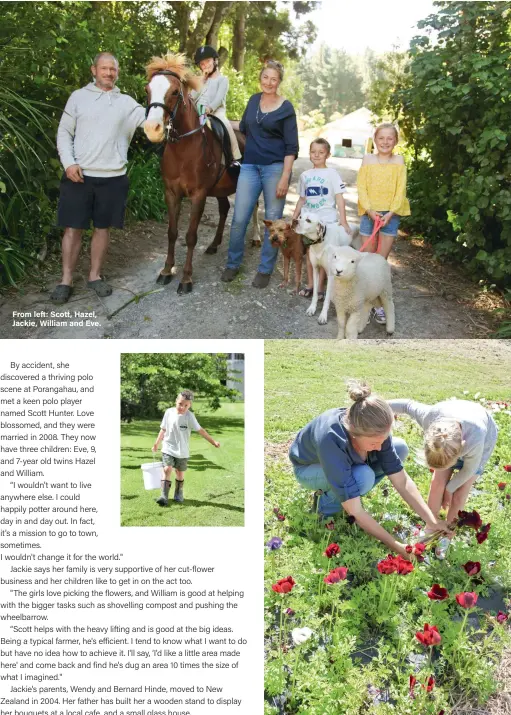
[221,60,298,288]
[289,381,449,557]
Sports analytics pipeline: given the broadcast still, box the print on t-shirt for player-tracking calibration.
[299,168,347,223]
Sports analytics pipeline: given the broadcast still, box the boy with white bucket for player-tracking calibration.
[151,390,220,506]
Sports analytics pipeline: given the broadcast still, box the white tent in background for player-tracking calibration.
[321,107,375,159]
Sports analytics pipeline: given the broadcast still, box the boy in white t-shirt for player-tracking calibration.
[292,138,351,299]
[151,390,220,506]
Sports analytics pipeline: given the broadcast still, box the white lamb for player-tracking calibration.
[331,246,395,340]
[294,215,359,325]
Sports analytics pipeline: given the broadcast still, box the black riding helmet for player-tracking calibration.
[194,45,219,66]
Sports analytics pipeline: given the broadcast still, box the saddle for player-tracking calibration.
[207,115,240,178]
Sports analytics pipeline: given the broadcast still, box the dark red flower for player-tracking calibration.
[504,465,511,473]
[462,561,481,576]
[416,623,441,647]
[457,509,482,530]
[377,555,398,575]
[273,507,285,521]
[413,542,426,556]
[496,611,508,624]
[423,675,435,692]
[455,591,478,608]
[273,507,280,514]
[506,494,511,501]
[285,607,295,617]
[476,523,491,543]
[272,576,295,594]
[324,519,335,531]
[438,711,445,715]
[427,583,449,601]
[498,482,507,490]
[405,545,413,553]
[395,555,414,574]
[324,543,340,558]
[324,566,348,584]
[409,674,416,698]
[346,515,356,525]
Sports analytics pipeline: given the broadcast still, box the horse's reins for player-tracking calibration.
[360,214,385,252]
[146,70,223,182]
[146,70,205,144]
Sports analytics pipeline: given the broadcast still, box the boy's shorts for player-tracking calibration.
[162,453,188,471]
[360,211,401,237]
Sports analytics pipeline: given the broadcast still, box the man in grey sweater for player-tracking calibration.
[52,52,146,304]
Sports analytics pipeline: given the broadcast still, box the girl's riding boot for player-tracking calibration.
[174,479,185,503]
[156,479,171,507]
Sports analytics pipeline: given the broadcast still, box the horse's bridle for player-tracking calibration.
[146,70,204,144]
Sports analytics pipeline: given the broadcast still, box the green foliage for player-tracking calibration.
[299,45,366,118]
[126,152,166,222]
[120,353,240,419]
[300,109,326,130]
[370,1,511,284]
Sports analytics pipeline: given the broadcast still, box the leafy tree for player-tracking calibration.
[377,1,511,283]
[298,44,366,119]
[120,353,240,419]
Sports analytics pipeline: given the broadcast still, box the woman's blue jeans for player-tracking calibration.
[293,438,409,517]
[226,162,286,274]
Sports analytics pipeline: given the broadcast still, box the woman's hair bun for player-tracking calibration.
[432,433,447,450]
[346,379,371,403]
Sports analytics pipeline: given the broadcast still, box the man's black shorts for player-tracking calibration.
[57,174,129,229]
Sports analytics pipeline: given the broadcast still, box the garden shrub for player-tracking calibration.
[382,2,511,284]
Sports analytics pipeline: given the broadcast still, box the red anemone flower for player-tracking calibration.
[271,576,295,594]
[457,509,482,530]
[498,482,507,490]
[504,465,511,473]
[324,566,348,584]
[395,555,415,574]
[462,561,481,576]
[427,583,449,601]
[377,555,398,575]
[507,494,511,501]
[409,674,416,698]
[324,543,340,558]
[405,545,413,553]
[496,611,508,624]
[476,523,491,543]
[416,623,441,647]
[423,675,435,692]
[455,591,478,608]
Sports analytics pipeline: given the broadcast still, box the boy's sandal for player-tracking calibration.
[87,277,112,297]
[298,287,313,298]
[50,284,73,304]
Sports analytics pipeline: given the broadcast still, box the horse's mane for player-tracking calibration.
[145,53,201,91]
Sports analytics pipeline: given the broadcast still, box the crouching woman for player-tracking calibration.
[289,381,449,558]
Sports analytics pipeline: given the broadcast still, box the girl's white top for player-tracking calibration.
[191,74,229,112]
[388,399,498,492]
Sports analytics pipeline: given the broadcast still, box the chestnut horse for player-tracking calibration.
[143,54,258,294]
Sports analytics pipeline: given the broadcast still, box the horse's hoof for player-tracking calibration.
[157,273,173,285]
[177,282,193,294]
[205,245,218,255]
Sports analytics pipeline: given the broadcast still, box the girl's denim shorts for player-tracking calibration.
[360,211,401,237]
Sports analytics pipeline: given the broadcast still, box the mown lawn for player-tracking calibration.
[121,402,244,527]
[265,340,511,715]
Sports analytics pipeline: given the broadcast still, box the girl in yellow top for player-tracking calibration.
[357,123,410,323]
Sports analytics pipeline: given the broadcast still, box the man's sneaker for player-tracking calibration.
[435,537,451,560]
[372,307,386,324]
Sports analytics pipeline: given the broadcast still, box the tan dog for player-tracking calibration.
[264,219,305,293]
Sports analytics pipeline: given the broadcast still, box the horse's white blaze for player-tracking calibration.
[144,75,171,142]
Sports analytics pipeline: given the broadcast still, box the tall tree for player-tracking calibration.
[206,1,234,48]
[232,1,249,71]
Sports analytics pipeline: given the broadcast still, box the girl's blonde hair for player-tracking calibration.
[374,123,399,142]
[342,380,394,437]
[423,419,463,469]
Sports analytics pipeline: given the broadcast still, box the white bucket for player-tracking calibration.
[141,461,164,490]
